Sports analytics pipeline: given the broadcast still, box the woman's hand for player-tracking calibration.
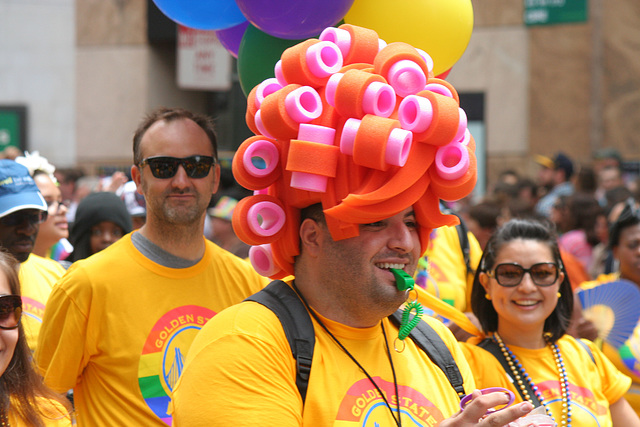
[440,390,534,427]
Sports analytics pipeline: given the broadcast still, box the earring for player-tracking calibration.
[485,293,492,300]
[556,292,561,298]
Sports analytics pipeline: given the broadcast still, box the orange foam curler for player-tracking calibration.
[286,139,340,192]
[428,146,478,201]
[410,90,460,146]
[232,194,287,246]
[259,84,304,141]
[331,69,391,119]
[425,77,460,105]
[374,42,430,92]
[232,136,282,191]
[337,24,380,65]
[280,39,337,88]
[341,114,409,171]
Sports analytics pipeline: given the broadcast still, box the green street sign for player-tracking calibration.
[0,107,26,151]
[524,0,588,26]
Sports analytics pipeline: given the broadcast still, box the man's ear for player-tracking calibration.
[131,165,143,195]
[211,163,220,195]
[299,218,323,258]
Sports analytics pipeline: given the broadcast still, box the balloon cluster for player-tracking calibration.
[231,24,477,279]
[152,0,473,94]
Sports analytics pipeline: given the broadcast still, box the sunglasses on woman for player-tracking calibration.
[138,155,215,179]
[485,262,560,287]
[0,295,22,330]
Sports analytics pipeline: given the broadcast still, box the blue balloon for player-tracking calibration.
[236,0,354,39]
[153,0,246,31]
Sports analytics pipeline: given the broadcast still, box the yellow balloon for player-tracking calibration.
[344,0,473,76]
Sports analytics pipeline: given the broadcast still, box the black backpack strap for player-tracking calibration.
[390,311,465,398]
[477,338,541,406]
[245,280,315,403]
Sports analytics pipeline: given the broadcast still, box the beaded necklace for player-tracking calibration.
[494,333,571,427]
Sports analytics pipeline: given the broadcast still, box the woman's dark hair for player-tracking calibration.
[470,218,574,342]
[0,251,71,425]
[609,198,640,249]
[68,192,133,262]
[564,192,603,246]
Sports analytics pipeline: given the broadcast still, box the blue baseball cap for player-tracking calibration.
[0,160,47,218]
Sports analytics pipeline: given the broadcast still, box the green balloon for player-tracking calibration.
[237,25,305,97]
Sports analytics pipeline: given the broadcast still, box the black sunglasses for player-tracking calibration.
[0,210,48,228]
[138,155,215,179]
[0,295,22,330]
[485,262,560,287]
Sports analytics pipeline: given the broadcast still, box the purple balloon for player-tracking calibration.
[236,0,355,39]
[216,21,250,58]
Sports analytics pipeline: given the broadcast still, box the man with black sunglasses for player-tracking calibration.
[0,160,67,354]
[36,107,267,426]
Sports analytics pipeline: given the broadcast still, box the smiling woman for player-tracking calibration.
[460,218,640,427]
[0,251,72,426]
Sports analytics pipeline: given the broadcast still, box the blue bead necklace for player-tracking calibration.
[494,333,571,427]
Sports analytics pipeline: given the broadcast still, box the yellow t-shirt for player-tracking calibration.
[35,234,267,427]
[415,225,481,313]
[579,273,640,417]
[171,287,476,426]
[18,254,66,352]
[460,335,631,427]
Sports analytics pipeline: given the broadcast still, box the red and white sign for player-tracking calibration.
[177,26,232,91]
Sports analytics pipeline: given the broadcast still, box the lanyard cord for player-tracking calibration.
[292,282,402,427]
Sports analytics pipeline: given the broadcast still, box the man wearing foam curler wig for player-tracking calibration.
[172,24,534,426]
[35,107,267,426]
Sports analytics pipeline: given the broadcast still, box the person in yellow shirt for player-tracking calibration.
[461,218,639,426]
[578,199,640,416]
[36,108,266,426]
[0,250,72,426]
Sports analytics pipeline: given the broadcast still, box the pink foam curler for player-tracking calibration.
[255,78,283,110]
[290,172,329,192]
[254,110,275,139]
[319,27,352,59]
[298,123,336,145]
[339,118,361,155]
[242,139,280,178]
[247,201,286,237]
[425,83,453,98]
[253,188,268,196]
[362,81,396,118]
[274,60,287,87]
[398,95,433,133]
[455,108,467,142]
[285,86,323,123]
[435,142,470,181]
[249,244,279,277]
[387,60,427,98]
[458,128,471,146]
[306,41,343,78]
[385,128,413,167]
[415,48,434,74]
[324,72,343,107]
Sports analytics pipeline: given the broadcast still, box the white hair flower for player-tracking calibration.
[15,150,57,183]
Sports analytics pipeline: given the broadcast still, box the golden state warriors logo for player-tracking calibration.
[336,377,445,426]
[138,305,215,425]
